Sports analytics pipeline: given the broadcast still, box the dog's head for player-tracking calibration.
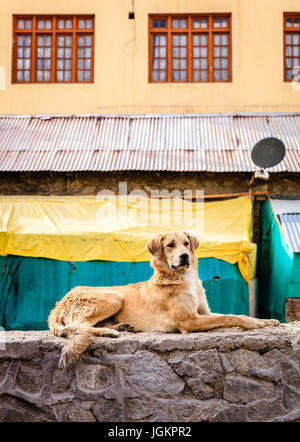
[146,231,199,273]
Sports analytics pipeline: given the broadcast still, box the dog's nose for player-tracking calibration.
[179,253,189,264]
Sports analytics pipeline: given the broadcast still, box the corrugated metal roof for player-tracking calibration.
[279,214,300,253]
[0,113,300,172]
[270,198,300,253]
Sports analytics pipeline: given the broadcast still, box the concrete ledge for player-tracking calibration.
[0,323,300,422]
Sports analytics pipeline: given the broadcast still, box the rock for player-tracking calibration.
[223,374,275,404]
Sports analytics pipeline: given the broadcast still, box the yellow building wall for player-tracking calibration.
[0,0,300,115]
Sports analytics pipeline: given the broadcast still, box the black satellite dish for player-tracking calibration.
[251,137,286,169]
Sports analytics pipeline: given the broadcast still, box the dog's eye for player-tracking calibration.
[184,242,189,246]
[168,243,175,248]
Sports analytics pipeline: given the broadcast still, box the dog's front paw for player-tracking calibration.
[116,323,136,333]
[101,329,120,338]
[261,319,280,327]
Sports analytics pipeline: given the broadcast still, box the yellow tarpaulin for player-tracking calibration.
[0,195,256,283]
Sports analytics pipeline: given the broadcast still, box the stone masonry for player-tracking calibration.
[0,323,300,422]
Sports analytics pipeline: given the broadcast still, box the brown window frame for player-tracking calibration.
[148,13,232,83]
[12,14,95,84]
[283,12,300,82]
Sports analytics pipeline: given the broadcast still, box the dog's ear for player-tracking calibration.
[146,234,164,257]
[184,232,199,253]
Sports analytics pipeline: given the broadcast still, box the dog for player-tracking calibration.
[48,231,279,368]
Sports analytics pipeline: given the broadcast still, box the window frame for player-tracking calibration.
[148,13,232,83]
[12,14,95,84]
[283,12,300,82]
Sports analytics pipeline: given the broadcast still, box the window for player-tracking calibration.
[284,13,300,81]
[149,14,231,83]
[12,15,94,83]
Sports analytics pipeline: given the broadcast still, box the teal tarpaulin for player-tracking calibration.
[258,200,300,322]
[0,256,249,331]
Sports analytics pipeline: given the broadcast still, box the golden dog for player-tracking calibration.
[48,232,279,368]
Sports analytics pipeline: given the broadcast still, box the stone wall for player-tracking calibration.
[0,323,299,422]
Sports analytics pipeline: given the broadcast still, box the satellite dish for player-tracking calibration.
[251,137,286,169]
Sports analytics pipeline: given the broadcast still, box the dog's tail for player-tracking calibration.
[57,319,92,370]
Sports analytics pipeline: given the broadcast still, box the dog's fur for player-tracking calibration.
[48,232,279,368]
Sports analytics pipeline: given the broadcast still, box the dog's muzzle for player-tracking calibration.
[171,253,190,270]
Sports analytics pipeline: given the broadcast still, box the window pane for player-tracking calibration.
[222,47,228,57]
[17,71,23,81]
[65,70,71,81]
[153,19,159,28]
[201,47,207,57]
[180,19,187,28]
[222,58,228,69]
[193,47,200,57]
[18,20,24,29]
[77,70,84,81]
[286,58,292,68]
[201,71,207,81]
[214,70,221,80]
[221,18,228,28]
[24,71,30,81]
[193,70,200,81]
[294,34,300,44]
[286,18,292,27]
[201,59,207,69]
[286,34,292,44]
[221,70,228,80]
[294,18,300,27]
[214,59,220,69]
[173,70,179,80]
[193,59,200,69]
[214,18,221,28]
[193,18,207,28]
[78,20,85,29]
[222,35,228,45]
[160,71,166,81]
[172,19,179,28]
[84,71,90,81]
[25,20,32,29]
[57,71,63,81]
[214,35,221,45]
[293,46,300,56]
[152,70,159,81]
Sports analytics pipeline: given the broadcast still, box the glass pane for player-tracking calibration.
[44,70,50,81]
[77,59,84,69]
[293,46,300,56]
[45,20,52,29]
[66,20,72,29]
[201,35,207,45]
[193,70,200,81]
[152,70,159,81]
[193,47,200,57]
[160,71,166,81]
[17,71,23,81]
[160,20,166,28]
[201,59,207,69]
[214,70,221,81]
[78,36,85,47]
[214,59,220,68]
[173,35,179,46]
[57,60,64,69]
[286,58,292,68]
[173,70,179,81]
[44,47,51,58]
[25,20,32,29]
[286,69,292,80]
[18,20,24,29]
[180,19,187,28]
[36,70,43,81]
[222,35,228,45]
[58,36,65,47]
[58,20,65,29]
[201,19,208,28]
[286,34,292,44]
[180,35,187,45]
[153,20,159,28]
[85,48,91,57]
[65,59,71,69]
[24,59,30,69]
[86,20,92,29]
[78,48,84,57]
[214,18,221,28]
[84,71,90,81]
[24,48,30,58]
[294,58,300,68]
[180,47,186,57]
[173,47,179,57]
[85,36,92,46]
[221,70,228,81]
[66,36,72,47]
[37,20,44,29]
[193,35,200,46]
[25,36,31,46]
[160,35,166,45]
[180,71,186,81]
[17,59,23,69]
[222,47,228,56]
[85,59,91,69]
[286,46,292,57]
[64,71,71,81]
[153,59,159,69]
[286,18,292,27]
[57,71,63,81]
[160,47,166,57]
[201,71,207,81]
[294,18,299,27]
[37,59,43,69]
[222,58,228,69]
[17,48,23,57]
[193,59,200,69]
[78,20,85,29]
[65,48,71,58]
[214,35,221,45]
[201,47,207,57]
[45,36,52,46]
[294,34,300,44]
[57,48,64,58]
[172,19,179,28]
[181,59,187,69]
[160,59,166,69]
[221,18,228,28]
[18,36,24,45]
[77,71,84,81]
[193,19,201,28]
[173,59,179,69]
[44,59,51,69]
[24,71,30,81]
